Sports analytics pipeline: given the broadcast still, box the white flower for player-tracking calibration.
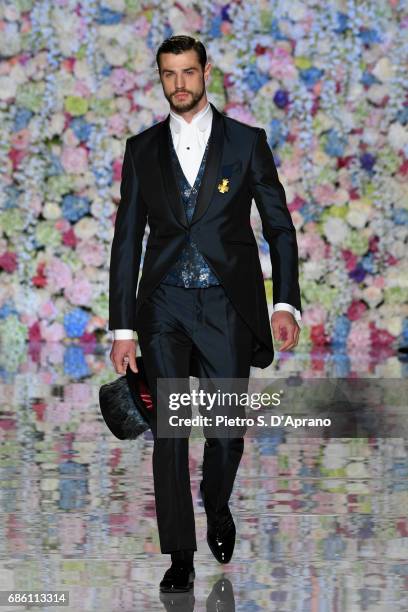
[372,57,395,82]
[42,203,61,220]
[388,123,408,150]
[74,218,99,240]
[323,217,349,245]
[361,285,383,308]
[0,76,17,100]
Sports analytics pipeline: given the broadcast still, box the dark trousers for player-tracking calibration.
[136,282,254,553]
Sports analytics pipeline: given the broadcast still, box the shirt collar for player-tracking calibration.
[169,101,212,134]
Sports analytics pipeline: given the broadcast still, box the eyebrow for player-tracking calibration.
[162,67,197,73]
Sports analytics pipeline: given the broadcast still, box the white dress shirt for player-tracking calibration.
[113,101,302,340]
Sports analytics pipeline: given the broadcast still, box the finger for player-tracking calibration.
[128,352,138,373]
[277,327,297,351]
[272,323,285,342]
[293,326,301,345]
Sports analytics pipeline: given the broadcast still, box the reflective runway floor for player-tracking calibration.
[0,346,407,611]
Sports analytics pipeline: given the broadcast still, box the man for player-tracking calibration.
[109,35,302,593]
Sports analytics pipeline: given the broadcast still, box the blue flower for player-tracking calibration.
[299,67,324,89]
[358,28,382,45]
[95,6,123,25]
[332,352,351,377]
[63,345,90,379]
[245,65,269,93]
[333,12,349,34]
[360,71,380,87]
[70,117,92,142]
[4,185,20,209]
[270,18,288,40]
[393,208,408,226]
[268,118,287,148]
[396,106,408,126]
[210,15,223,37]
[0,300,18,319]
[13,108,33,131]
[299,202,318,222]
[361,253,375,273]
[46,153,64,177]
[64,307,90,338]
[324,128,347,157]
[333,315,351,340]
[61,194,90,222]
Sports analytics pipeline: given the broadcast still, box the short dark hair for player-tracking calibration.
[156,35,207,73]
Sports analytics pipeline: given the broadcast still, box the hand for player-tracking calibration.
[110,339,139,374]
[271,311,300,351]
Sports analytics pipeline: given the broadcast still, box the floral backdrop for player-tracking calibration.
[0,0,407,375]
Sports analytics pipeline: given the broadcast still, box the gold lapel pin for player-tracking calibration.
[217,178,230,193]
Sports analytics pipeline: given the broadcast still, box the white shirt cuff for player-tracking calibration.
[113,329,137,340]
[272,303,303,328]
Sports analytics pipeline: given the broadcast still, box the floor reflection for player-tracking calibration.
[0,344,407,611]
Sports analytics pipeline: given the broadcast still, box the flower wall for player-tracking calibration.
[0,0,407,363]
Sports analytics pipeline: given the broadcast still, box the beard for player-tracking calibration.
[164,81,205,114]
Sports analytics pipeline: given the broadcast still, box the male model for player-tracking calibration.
[109,35,302,593]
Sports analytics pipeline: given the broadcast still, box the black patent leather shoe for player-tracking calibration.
[206,577,235,611]
[207,516,236,564]
[159,562,195,593]
[200,481,236,564]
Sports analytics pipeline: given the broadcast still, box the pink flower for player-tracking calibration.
[313,183,336,207]
[60,146,88,173]
[303,305,327,326]
[109,68,138,94]
[44,258,72,291]
[107,113,126,136]
[112,158,123,182]
[341,249,358,271]
[10,128,30,150]
[73,79,91,97]
[38,300,58,319]
[297,233,326,260]
[268,48,296,80]
[0,251,17,272]
[347,320,371,350]
[347,300,368,321]
[131,15,150,37]
[28,321,42,342]
[40,321,65,342]
[369,323,396,347]
[55,218,71,233]
[224,103,257,126]
[64,276,92,305]
[76,239,105,267]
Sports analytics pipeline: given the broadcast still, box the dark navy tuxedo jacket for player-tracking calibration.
[108,102,302,368]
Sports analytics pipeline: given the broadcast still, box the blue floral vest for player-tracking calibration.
[161,128,220,288]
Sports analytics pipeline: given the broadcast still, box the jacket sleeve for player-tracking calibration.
[108,138,147,330]
[249,128,302,313]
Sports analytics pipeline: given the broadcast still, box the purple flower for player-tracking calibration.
[274,89,289,109]
[360,152,376,171]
